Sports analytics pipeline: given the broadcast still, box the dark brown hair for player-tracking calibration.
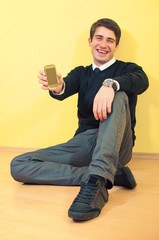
[90,18,121,46]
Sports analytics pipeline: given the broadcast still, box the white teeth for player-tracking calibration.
[97,50,107,54]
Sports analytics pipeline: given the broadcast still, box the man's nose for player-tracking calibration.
[100,39,107,48]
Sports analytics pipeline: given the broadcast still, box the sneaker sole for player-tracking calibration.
[68,209,100,221]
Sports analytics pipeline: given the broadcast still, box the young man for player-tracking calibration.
[10,18,149,221]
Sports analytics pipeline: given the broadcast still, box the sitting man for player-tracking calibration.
[10,18,149,221]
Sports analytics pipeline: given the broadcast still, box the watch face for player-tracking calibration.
[104,79,113,86]
[107,79,113,84]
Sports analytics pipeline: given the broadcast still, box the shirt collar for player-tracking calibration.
[92,58,116,71]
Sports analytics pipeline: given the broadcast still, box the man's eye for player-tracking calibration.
[108,39,114,43]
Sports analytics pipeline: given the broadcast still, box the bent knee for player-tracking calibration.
[10,156,26,182]
[114,91,128,103]
[113,91,129,110]
[10,158,20,181]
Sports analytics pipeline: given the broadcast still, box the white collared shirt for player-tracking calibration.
[92,57,116,71]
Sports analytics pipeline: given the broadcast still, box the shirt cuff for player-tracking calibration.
[114,80,120,91]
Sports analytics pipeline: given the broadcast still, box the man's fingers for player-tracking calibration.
[107,101,112,114]
[38,70,47,82]
[93,99,105,121]
[38,74,47,81]
[39,79,48,86]
[102,101,107,120]
[97,103,104,121]
[39,70,46,76]
[93,101,105,121]
[38,70,48,90]
[93,101,99,120]
[41,85,49,90]
[93,100,111,121]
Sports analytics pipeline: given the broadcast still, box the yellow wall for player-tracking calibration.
[1,0,159,153]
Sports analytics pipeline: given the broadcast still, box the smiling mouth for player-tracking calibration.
[97,49,109,55]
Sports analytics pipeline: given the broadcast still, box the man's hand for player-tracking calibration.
[38,70,64,93]
[93,86,115,121]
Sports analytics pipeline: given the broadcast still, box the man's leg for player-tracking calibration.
[113,116,137,189]
[10,129,98,186]
[85,91,133,188]
[68,92,134,220]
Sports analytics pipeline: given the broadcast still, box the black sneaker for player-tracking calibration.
[68,175,108,221]
[114,166,137,189]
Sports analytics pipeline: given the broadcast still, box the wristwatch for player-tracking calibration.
[102,79,117,92]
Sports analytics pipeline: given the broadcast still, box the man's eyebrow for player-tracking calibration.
[95,35,116,42]
[95,34,103,38]
[108,37,116,42]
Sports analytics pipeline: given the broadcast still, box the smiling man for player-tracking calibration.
[88,26,119,66]
[10,19,149,221]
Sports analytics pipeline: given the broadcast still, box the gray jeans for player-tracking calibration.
[10,92,133,189]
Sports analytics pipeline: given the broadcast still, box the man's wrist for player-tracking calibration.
[102,79,120,92]
[52,82,65,95]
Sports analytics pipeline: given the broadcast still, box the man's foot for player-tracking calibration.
[114,166,137,189]
[68,175,108,221]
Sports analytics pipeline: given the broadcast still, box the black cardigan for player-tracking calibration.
[50,60,149,144]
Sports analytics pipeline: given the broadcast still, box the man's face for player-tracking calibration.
[88,26,119,66]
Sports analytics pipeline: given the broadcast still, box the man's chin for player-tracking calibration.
[95,59,109,65]
[94,56,113,65]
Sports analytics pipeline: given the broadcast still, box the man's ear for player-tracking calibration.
[115,44,119,51]
[88,37,92,47]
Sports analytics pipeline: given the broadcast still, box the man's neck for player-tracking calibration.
[92,58,116,71]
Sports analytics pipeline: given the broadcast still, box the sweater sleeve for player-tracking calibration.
[115,63,149,95]
[49,66,84,100]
